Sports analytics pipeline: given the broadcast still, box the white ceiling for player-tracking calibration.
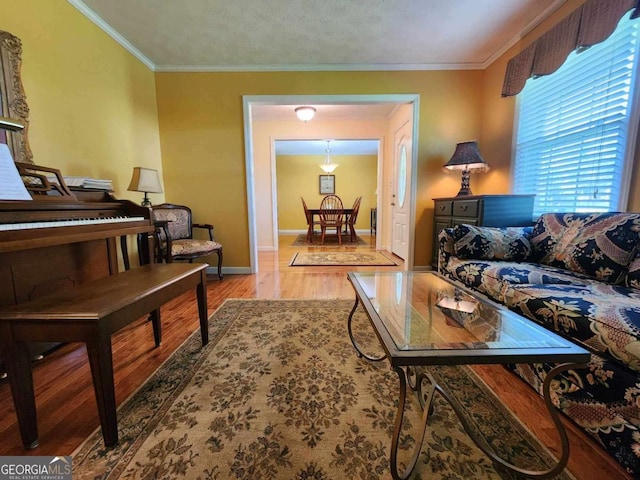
[70,0,566,72]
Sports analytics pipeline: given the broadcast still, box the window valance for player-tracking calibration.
[502,0,640,97]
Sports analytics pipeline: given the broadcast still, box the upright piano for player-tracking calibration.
[0,163,155,375]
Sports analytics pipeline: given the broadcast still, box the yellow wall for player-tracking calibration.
[156,71,483,267]
[1,1,163,205]
[276,154,377,230]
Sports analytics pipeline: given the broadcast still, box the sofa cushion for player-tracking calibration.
[530,212,640,284]
[503,282,640,372]
[452,224,532,261]
[445,257,598,302]
[443,256,640,370]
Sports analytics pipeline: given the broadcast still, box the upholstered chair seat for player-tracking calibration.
[164,239,223,258]
[152,203,223,280]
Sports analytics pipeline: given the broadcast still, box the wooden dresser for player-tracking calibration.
[431,194,535,267]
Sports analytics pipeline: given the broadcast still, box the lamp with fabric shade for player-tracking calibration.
[443,141,489,196]
[127,167,163,206]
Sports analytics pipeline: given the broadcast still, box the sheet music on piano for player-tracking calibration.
[0,144,31,201]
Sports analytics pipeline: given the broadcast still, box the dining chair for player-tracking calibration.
[151,203,223,279]
[347,196,362,242]
[319,194,345,244]
[301,197,320,243]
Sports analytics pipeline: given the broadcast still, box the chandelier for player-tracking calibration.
[319,140,339,173]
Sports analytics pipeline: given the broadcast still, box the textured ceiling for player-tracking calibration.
[70,0,565,71]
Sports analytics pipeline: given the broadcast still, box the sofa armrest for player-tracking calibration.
[437,228,456,274]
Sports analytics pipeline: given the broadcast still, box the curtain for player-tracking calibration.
[502,0,640,97]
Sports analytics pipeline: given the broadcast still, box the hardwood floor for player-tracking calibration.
[0,234,630,479]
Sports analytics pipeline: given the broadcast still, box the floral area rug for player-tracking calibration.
[72,299,572,479]
[290,234,368,246]
[289,251,397,266]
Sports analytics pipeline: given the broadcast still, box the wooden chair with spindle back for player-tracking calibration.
[301,197,321,243]
[347,196,362,242]
[319,194,345,245]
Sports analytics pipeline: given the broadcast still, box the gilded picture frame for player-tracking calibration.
[0,30,32,164]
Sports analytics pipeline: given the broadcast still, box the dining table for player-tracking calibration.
[307,207,354,238]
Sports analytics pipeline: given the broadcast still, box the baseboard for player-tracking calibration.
[207,266,252,276]
[413,265,433,272]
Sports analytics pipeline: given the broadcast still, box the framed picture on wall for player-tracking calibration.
[319,175,335,194]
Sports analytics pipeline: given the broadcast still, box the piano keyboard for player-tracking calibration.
[0,216,146,231]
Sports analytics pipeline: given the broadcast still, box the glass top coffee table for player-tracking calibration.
[346,271,590,480]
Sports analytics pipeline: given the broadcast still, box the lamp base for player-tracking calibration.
[141,192,152,207]
[456,169,473,196]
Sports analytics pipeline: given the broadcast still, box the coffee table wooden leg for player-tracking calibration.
[197,269,208,345]
[150,309,161,347]
[0,324,39,449]
[86,336,118,448]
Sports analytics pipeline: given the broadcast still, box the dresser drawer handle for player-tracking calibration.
[460,205,468,211]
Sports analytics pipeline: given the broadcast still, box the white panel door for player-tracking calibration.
[391,120,412,260]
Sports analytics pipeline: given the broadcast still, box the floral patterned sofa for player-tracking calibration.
[437,212,640,475]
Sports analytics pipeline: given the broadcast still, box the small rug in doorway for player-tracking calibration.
[291,233,368,246]
[289,250,397,266]
[72,299,573,479]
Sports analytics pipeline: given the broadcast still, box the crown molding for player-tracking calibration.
[154,62,484,73]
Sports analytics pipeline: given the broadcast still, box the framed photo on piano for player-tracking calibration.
[319,175,335,195]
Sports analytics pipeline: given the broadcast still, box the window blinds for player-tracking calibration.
[513,13,640,216]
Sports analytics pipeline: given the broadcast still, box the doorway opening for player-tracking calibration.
[274,139,380,247]
[243,94,420,273]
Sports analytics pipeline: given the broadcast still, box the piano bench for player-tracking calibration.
[0,262,209,450]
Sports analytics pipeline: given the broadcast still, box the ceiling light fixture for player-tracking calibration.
[295,106,316,122]
[319,140,339,173]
